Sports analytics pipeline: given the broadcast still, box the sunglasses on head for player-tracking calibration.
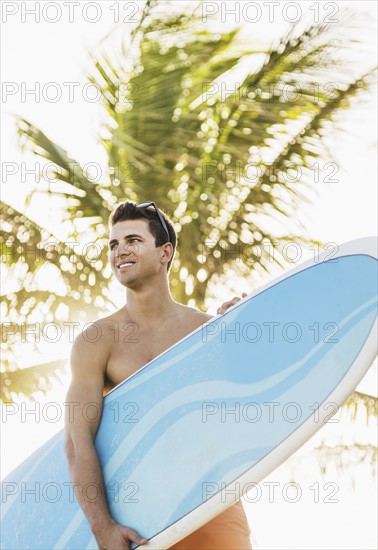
[137,201,170,243]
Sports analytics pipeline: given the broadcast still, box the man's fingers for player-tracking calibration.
[124,527,147,545]
[226,297,240,306]
[217,294,248,315]
[217,300,234,314]
[227,297,242,306]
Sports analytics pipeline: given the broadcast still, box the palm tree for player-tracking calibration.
[1,0,376,413]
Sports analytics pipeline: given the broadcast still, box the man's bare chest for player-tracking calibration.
[103,320,197,388]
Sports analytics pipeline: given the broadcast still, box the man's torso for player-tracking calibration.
[96,304,210,390]
[94,304,251,549]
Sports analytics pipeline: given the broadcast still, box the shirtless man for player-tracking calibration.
[64,201,251,550]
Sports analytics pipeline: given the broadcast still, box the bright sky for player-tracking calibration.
[1,1,377,549]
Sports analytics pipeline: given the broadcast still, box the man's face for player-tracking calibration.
[108,219,168,288]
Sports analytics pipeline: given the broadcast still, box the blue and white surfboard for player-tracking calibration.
[1,237,377,549]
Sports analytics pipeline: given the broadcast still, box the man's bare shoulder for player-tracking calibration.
[72,310,124,349]
[175,303,213,327]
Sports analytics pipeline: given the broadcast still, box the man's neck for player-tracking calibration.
[125,281,176,324]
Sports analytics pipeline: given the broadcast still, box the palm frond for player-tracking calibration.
[1,360,67,402]
[6,2,376,406]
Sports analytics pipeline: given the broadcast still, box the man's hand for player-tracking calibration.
[94,519,147,550]
[217,293,247,315]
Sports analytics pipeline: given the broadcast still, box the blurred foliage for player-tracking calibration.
[285,389,378,480]
[344,390,378,421]
[1,0,376,411]
[1,360,67,403]
[313,443,377,478]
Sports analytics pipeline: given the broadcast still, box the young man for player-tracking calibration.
[64,201,251,550]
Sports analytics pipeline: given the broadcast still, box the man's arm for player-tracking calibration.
[64,325,146,550]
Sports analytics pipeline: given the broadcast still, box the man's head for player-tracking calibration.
[108,200,177,273]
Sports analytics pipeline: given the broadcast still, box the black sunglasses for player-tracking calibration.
[137,201,171,243]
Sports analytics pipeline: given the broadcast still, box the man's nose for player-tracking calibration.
[116,244,134,257]
[116,245,127,257]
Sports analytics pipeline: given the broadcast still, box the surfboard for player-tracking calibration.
[1,237,377,549]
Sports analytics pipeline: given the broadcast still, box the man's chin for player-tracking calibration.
[118,275,140,289]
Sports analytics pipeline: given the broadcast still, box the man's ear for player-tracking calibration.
[161,242,173,266]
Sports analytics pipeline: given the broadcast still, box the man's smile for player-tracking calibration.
[117,261,137,271]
